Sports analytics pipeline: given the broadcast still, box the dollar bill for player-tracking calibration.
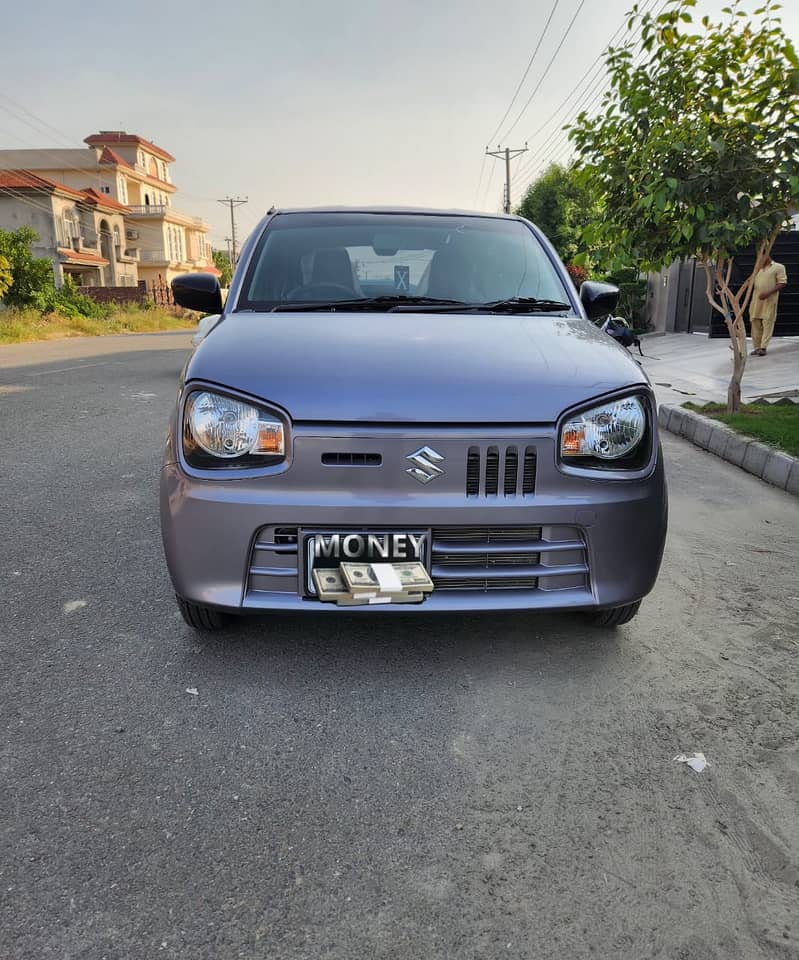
[341,561,434,597]
[392,562,434,593]
[313,567,352,602]
[340,562,381,594]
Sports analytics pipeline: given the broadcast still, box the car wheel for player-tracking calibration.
[591,600,641,628]
[176,595,229,631]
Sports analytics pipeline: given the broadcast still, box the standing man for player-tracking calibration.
[749,254,788,356]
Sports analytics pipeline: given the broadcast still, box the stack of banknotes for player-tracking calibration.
[313,562,434,605]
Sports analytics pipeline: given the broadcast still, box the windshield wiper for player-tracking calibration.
[271,295,467,312]
[479,297,571,312]
[390,296,571,313]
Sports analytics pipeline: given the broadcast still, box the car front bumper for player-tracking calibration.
[160,424,667,614]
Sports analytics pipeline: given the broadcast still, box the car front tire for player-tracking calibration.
[176,595,229,631]
[591,600,641,628]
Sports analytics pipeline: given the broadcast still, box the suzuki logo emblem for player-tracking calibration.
[406,446,445,485]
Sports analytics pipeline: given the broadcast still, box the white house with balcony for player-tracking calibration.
[0,131,219,289]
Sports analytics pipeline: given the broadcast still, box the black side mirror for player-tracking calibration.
[172,273,223,313]
[579,280,620,321]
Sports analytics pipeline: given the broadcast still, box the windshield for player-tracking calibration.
[237,212,571,311]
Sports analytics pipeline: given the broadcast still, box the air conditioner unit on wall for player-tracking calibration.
[126,229,139,240]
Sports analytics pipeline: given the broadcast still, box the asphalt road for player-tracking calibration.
[1,332,798,960]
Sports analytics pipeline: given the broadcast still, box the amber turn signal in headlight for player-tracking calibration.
[185,390,285,461]
[560,396,645,460]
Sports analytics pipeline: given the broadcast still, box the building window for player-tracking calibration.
[113,226,121,254]
[117,178,128,204]
[100,185,111,194]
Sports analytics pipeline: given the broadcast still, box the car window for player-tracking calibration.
[238,213,570,309]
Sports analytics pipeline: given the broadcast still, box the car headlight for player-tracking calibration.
[183,390,285,468]
[561,396,646,462]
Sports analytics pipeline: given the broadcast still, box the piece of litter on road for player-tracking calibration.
[674,752,709,773]
[63,600,87,614]
[185,687,199,697]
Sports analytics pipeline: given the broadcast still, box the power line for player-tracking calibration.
[485,0,561,148]
[473,153,488,210]
[480,161,498,211]
[509,0,663,189]
[510,0,668,193]
[500,0,587,142]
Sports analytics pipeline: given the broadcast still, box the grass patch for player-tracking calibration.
[684,401,799,457]
[0,304,197,345]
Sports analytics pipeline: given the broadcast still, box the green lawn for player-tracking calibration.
[685,402,799,457]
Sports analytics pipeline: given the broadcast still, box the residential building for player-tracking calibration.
[0,130,219,288]
[0,170,136,287]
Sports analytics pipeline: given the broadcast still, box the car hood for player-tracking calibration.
[187,311,648,423]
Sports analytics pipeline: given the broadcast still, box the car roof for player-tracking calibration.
[268,206,525,221]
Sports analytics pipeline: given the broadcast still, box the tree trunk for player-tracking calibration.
[728,345,744,412]
[724,316,747,413]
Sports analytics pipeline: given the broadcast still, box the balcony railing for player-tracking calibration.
[127,204,168,217]
[139,251,168,262]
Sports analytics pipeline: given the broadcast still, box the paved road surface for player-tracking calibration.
[2,333,798,960]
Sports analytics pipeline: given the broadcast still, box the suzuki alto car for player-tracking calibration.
[161,208,667,631]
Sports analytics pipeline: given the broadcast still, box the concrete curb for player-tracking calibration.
[659,405,799,497]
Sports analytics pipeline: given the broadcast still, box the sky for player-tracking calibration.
[1,0,797,249]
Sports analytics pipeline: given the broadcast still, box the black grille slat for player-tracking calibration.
[466,447,480,496]
[464,445,533,497]
[485,447,499,495]
[322,453,381,466]
[436,576,540,591]
[522,447,537,494]
[436,551,541,566]
[504,447,518,495]
[433,526,542,545]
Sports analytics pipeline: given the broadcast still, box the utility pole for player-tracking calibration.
[216,197,248,267]
[485,144,528,214]
[224,237,233,267]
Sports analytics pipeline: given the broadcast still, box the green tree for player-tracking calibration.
[569,0,799,412]
[0,254,11,299]
[213,249,233,287]
[0,226,55,308]
[516,163,600,268]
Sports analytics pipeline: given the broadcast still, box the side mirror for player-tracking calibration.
[579,280,620,321]
[172,273,223,313]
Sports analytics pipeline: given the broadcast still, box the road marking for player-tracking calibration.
[26,361,122,377]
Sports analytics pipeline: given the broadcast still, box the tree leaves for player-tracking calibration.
[567,0,799,272]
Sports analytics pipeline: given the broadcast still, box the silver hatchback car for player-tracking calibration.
[162,208,667,630]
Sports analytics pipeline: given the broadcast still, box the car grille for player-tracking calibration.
[466,446,536,497]
[431,526,588,592]
[245,525,588,599]
[247,526,300,594]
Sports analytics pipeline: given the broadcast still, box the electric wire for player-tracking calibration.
[486,0,561,148]
[500,0,587,143]
[509,0,668,195]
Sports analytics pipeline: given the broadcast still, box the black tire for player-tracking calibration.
[591,600,642,628]
[176,595,229,631]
